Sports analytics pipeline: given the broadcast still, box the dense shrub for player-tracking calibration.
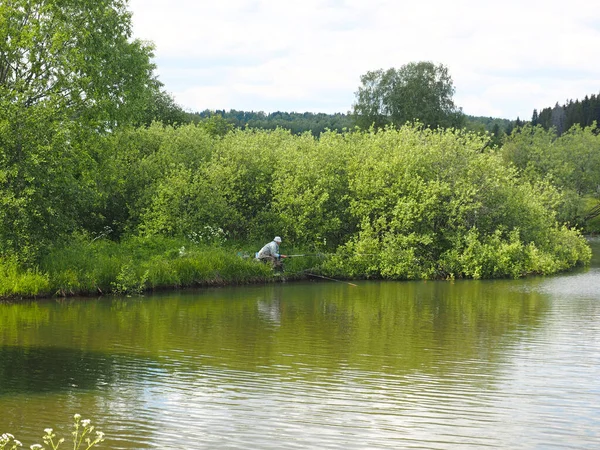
[0,124,593,297]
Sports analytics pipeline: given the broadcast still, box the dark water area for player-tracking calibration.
[1,240,599,448]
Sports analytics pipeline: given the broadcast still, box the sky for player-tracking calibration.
[128,0,600,120]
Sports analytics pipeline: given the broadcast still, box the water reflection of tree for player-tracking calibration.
[0,346,117,395]
[0,280,550,381]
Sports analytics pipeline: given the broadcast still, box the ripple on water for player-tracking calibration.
[2,275,600,449]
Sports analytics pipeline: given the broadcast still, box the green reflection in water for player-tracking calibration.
[0,346,118,395]
[0,241,600,449]
[1,277,548,386]
[1,264,583,450]
[2,242,599,448]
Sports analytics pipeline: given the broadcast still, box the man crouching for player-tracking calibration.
[257,236,287,271]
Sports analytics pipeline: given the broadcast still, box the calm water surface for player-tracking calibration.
[1,241,600,449]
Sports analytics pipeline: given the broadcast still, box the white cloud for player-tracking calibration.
[129,0,600,119]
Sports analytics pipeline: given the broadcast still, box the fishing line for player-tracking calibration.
[305,272,358,287]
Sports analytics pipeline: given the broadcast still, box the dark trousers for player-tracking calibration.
[259,255,283,271]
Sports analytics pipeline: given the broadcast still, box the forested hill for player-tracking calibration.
[188,109,354,136]
[532,93,600,135]
[186,109,517,136]
[464,116,515,133]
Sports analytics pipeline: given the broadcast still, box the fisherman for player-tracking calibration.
[256,236,287,270]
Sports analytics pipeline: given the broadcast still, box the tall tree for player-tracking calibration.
[351,61,464,130]
[551,103,567,135]
[0,0,158,259]
[137,89,190,127]
[531,109,538,126]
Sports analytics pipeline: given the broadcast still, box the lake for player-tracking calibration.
[1,240,599,449]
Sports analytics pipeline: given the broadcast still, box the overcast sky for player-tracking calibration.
[128,0,600,120]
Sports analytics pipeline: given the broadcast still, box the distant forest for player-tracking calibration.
[532,93,600,135]
[188,110,353,136]
[187,109,515,137]
[181,91,600,139]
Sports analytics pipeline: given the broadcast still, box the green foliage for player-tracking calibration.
[34,234,273,296]
[0,256,50,297]
[352,61,464,130]
[533,93,600,134]
[436,227,589,279]
[0,109,594,294]
[196,115,235,137]
[111,264,149,296]
[0,104,92,259]
[202,128,292,239]
[139,166,232,237]
[465,115,514,133]
[137,90,190,128]
[27,124,588,291]
[502,124,600,195]
[582,196,600,234]
[92,122,219,237]
[271,131,355,249]
[0,0,158,129]
[192,109,353,136]
[321,126,589,280]
[464,116,514,148]
[502,123,600,229]
[554,124,600,196]
[0,0,158,260]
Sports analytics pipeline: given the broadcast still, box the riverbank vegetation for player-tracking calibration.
[0,0,595,299]
[1,123,593,298]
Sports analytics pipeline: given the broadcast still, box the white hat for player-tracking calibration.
[274,236,282,243]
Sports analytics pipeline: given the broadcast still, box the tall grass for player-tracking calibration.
[0,233,327,299]
[0,256,50,298]
[32,234,274,297]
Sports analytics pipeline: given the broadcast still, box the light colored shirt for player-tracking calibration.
[258,241,280,259]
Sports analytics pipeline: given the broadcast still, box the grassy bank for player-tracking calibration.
[0,235,325,299]
[0,229,592,300]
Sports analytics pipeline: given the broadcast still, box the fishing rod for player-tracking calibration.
[305,272,358,287]
[277,252,378,259]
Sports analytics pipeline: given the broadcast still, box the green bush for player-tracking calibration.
[320,126,590,280]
